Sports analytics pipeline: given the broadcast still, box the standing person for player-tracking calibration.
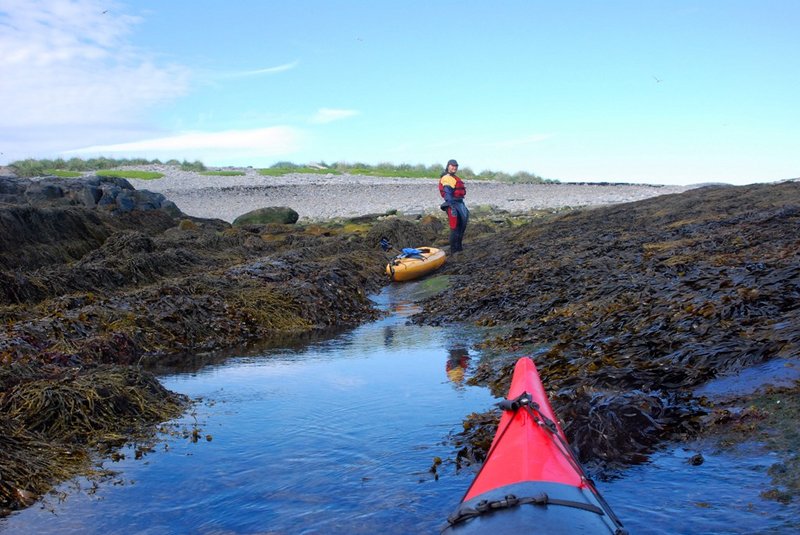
[439,159,469,253]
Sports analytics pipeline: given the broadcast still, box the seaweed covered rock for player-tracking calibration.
[555,387,705,471]
[0,178,182,273]
[0,229,389,366]
[418,181,800,471]
[365,216,439,250]
[0,365,186,513]
[0,177,402,367]
[0,177,409,516]
[233,206,299,226]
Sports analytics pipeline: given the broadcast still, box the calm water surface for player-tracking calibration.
[3,282,798,534]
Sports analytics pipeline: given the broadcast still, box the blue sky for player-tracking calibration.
[1,0,798,185]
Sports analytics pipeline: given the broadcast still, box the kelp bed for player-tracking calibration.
[0,364,186,514]
[1,176,521,516]
[415,181,800,497]
[5,175,799,513]
[0,177,467,516]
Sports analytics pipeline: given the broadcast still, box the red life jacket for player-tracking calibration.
[439,174,466,200]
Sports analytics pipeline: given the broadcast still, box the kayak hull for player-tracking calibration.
[386,247,446,282]
[442,357,623,534]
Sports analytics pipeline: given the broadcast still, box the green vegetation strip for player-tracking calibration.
[8,157,205,178]
[10,157,553,183]
[44,169,83,178]
[258,167,340,176]
[96,170,164,180]
[200,171,246,176]
[258,161,551,182]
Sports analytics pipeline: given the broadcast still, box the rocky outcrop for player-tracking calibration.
[0,175,181,215]
[0,176,185,272]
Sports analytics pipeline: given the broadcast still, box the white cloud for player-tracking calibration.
[5,61,189,127]
[310,108,360,124]
[0,0,189,160]
[0,0,139,66]
[65,126,304,163]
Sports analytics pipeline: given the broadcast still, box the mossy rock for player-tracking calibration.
[233,206,299,226]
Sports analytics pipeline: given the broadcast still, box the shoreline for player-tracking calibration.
[124,166,695,223]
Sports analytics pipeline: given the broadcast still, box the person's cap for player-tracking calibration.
[447,159,459,167]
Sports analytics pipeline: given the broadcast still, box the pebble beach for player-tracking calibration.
[124,165,695,223]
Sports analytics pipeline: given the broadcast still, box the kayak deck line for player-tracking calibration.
[446,484,606,526]
[442,357,627,534]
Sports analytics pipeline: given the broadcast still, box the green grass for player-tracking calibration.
[44,169,83,178]
[258,167,340,176]
[96,170,164,180]
[341,167,433,178]
[200,170,246,176]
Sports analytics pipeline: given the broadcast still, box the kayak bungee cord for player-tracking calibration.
[445,492,606,526]
[443,391,628,534]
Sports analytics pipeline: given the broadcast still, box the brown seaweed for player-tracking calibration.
[418,182,800,477]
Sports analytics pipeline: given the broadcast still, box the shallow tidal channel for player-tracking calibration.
[2,281,798,534]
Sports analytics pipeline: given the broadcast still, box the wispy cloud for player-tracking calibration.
[65,126,304,162]
[220,61,299,79]
[0,0,189,160]
[310,108,360,124]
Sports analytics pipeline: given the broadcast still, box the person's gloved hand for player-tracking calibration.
[440,202,450,211]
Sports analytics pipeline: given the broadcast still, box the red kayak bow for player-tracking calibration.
[442,357,626,534]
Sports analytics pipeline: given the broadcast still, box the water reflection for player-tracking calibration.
[604,440,799,534]
[2,281,799,533]
[1,281,495,535]
[695,357,800,399]
[445,345,471,387]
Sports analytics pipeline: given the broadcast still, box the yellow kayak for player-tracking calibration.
[385,246,446,282]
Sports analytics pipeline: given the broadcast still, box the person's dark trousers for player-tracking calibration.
[449,202,469,252]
